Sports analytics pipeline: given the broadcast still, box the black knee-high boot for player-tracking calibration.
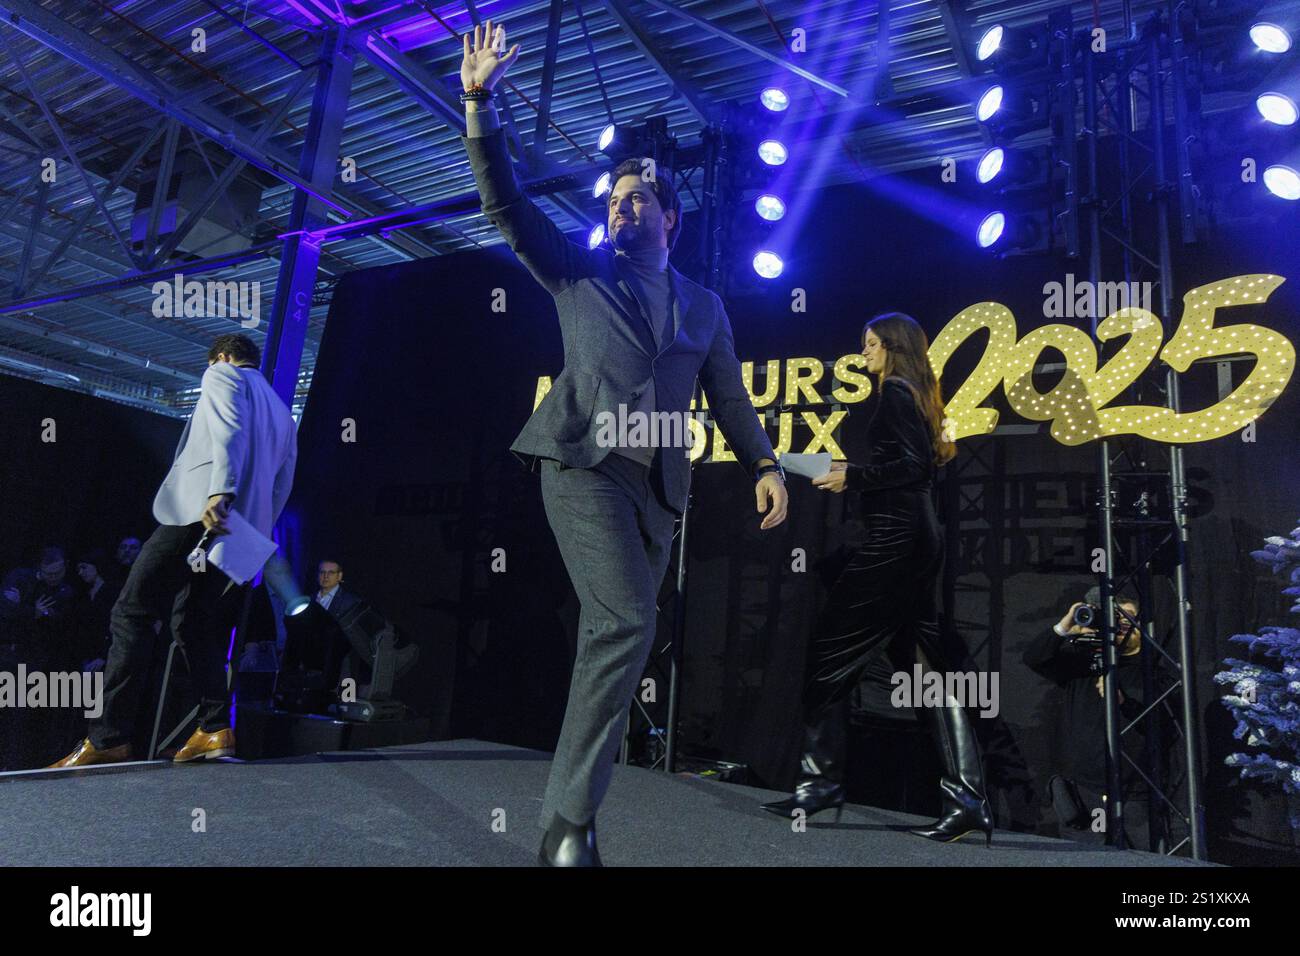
[760,697,848,822]
[909,697,994,845]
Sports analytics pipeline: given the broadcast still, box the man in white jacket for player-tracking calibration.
[51,334,297,767]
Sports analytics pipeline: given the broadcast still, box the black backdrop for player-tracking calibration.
[0,376,184,572]
[288,168,1300,861]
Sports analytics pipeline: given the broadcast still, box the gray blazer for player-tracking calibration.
[152,362,297,543]
[463,130,775,514]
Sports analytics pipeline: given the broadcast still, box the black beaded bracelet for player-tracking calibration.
[459,88,495,104]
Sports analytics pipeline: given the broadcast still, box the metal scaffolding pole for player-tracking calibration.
[1073,11,1207,859]
[262,29,353,407]
[1149,22,1206,861]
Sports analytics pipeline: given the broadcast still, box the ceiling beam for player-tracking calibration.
[634,0,850,98]
[600,0,711,124]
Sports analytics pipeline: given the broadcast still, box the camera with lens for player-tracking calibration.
[1072,603,1101,628]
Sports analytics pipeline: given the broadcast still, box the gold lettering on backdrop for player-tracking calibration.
[529,275,1293,458]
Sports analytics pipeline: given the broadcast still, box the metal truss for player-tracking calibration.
[1058,1,1207,859]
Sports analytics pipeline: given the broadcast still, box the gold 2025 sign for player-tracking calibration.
[533,274,1292,451]
[932,274,1291,445]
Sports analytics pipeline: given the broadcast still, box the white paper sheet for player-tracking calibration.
[202,509,278,584]
[779,452,833,480]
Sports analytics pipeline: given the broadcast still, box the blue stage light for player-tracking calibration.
[976,26,1004,62]
[760,87,790,112]
[758,140,788,166]
[1251,23,1292,53]
[977,212,1006,248]
[977,85,1004,122]
[1264,165,1300,200]
[588,224,606,248]
[754,194,786,221]
[752,251,784,278]
[593,172,611,198]
[977,147,1005,184]
[1257,92,1298,126]
[597,124,616,152]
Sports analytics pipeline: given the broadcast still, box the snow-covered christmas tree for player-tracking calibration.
[1214,520,1300,828]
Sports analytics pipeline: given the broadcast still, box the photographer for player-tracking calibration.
[1022,590,1150,848]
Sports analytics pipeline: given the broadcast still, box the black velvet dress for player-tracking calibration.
[803,376,945,721]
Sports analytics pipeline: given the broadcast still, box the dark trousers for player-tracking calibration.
[537,452,678,827]
[90,523,247,750]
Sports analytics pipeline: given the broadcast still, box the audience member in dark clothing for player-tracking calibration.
[1022,593,1151,849]
[74,549,119,669]
[1,567,39,770]
[105,536,143,590]
[32,547,76,671]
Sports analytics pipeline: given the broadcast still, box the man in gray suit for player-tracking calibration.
[51,333,297,767]
[461,22,788,865]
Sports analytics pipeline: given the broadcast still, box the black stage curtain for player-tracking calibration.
[0,376,183,573]
[293,172,1299,860]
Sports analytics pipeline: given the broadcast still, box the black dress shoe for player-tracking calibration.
[760,778,846,822]
[539,813,602,867]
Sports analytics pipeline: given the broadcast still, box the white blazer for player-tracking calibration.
[153,362,297,541]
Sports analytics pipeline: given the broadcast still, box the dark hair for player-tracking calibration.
[208,333,260,366]
[77,548,108,571]
[1084,585,1141,611]
[38,546,66,566]
[609,157,682,250]
[862,313,955,466]
[318,559,343,573]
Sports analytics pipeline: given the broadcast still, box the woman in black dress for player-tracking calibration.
[761,312,993,845]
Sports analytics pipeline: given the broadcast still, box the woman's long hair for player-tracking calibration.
[862,312,956,466]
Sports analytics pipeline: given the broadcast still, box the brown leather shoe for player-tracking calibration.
[47,738,133,769]
[173,726,236,763]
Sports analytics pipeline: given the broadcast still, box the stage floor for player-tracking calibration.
[0,739,1208,866]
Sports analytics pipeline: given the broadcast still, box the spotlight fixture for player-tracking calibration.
[976,25,1004,63]
[1251,22,1292,53]
[976,146,1042,188]
[976,210,1041,253]
[1257,91,1298,126]
[752,251,784,278]
[758,139,788,166]
[760,87,790,112]
[754,194,786,221]
[976,85,1004,122]
[1263,164,1300,200]
[975,83,1045,137]
[587,224,606,248]
[977,211,1005,248]
[976,147,1005,184]
[974,23,1047,73]
[593,171,612,198]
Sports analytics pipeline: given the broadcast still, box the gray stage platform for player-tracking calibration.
[0,739,1208,866]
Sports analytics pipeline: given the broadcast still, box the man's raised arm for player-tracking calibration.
[460,21,589,296]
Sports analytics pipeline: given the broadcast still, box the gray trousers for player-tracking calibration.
[538,452,678,827]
